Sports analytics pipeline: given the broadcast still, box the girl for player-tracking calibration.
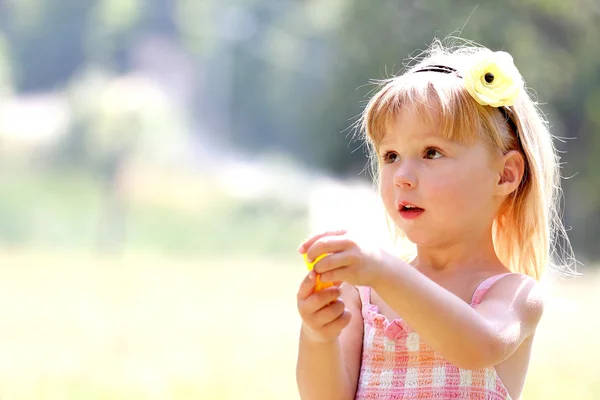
[295,41,574,400]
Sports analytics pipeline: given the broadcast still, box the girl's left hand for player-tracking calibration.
[297,229,389,287]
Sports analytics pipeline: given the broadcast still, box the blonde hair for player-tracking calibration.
[358,39,575,280]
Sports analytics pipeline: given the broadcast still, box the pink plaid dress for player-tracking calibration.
[355,273,514,399]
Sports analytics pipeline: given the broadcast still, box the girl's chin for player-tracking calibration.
[398,229,436,247]
[392,219,448,246]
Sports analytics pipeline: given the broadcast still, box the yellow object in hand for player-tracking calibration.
[303,253,334,292]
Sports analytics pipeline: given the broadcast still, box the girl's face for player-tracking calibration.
[379,109,503,247]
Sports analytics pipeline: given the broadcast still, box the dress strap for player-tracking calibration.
[357,286,373,320]
[358,285,371,305]
[470,273,514,306]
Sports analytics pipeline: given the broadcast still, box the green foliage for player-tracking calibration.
[127,197,308,256]
[0,0,598,259]
[0,0,94,91]
[0,169,101,248]
[0,169,308,256]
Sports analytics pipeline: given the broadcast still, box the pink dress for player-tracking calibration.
[355,273,514,400]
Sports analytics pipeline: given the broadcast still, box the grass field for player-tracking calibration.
[0,250,597,399]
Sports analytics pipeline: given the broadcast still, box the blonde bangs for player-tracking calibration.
[362,73,484,151]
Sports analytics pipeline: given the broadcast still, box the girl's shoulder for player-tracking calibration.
[472,272,544,327]
[470,272,525,305]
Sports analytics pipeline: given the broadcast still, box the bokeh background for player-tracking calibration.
[0,1,599,399]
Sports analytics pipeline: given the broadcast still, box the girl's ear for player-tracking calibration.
[496,150,525,196]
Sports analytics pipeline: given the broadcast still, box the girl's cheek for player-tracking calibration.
[379,173,394,196]
[424,175,466,204]
[379,188,397,216]
[380,188,395,212]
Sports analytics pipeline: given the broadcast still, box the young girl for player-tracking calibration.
[295,41,574,400]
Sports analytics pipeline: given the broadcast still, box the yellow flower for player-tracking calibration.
[463,51,523,107]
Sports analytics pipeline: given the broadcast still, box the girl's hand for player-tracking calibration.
[298,229,388,287]
[296,271,351,343]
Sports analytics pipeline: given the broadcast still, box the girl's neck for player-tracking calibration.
[412,230,504,275]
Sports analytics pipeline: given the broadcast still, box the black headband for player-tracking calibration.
[413,65,462,77]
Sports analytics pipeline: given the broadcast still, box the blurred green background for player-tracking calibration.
[0,1,598,399]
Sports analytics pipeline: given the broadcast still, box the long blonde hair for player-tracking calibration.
[358,40,575,280]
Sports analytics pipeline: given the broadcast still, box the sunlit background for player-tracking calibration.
[0,1,599,399]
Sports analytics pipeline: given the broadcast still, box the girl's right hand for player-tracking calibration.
[297,270,352,343]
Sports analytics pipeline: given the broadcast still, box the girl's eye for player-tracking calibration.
[424,148,443,160]
[382,151,400,164]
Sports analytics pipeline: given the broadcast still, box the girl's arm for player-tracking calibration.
[372,258,544,370]
[296,283,363,400]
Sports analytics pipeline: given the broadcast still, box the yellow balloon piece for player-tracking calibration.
[303,253,334,292]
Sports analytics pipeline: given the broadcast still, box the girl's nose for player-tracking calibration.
[393,162,417,188]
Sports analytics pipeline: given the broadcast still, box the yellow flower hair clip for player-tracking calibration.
[413,51,524,108]
[463,51,524,107]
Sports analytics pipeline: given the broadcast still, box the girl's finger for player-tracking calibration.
[320,267,349,284]
[319,309,352,336]
[297,270,317,301]
[302,286,342,314]
[305,236,349,264]
[313,251,354,274]
[312,300,346,327]
[297,229,348,254]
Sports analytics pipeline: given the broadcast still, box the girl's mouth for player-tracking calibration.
[398,203,425,219]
